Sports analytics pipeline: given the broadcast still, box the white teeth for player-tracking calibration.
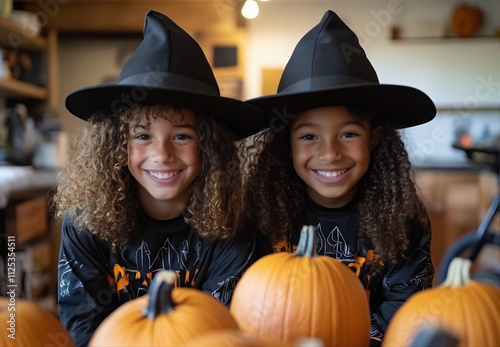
[315,169,347,178]
[148,171,179,179]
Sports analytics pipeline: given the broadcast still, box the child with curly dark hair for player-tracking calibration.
[53,11,264,347]
[242,10,436,345]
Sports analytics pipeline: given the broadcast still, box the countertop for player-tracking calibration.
[413,160,494,172]
[0,166,57,208]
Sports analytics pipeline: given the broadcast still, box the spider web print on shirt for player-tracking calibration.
[315,223,358,262]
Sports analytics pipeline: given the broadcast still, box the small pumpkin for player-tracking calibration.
[89,270,239,346]
[383,257,500,346]
[451,4,484,37]
[0,298,74,346]
[230,225,370,347]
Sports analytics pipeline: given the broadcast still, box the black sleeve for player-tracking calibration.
[201,232,259,306]
[57,214,117,347]
[370,217,435,340]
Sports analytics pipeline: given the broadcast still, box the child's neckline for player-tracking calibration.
[305,194,360,215]
[139,209,186,225]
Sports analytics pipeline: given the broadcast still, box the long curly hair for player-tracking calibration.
[241,108,429,264]
[52,105,243,250]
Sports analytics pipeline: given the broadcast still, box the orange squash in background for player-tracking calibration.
[0,298,74,347]
[383,257,500,346]
[230,225,370,347]
[89,270,239,346]
[451,5,484,37]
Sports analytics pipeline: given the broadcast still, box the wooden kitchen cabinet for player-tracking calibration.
[5,196,48,244]
[0,184,60,314]
[415,169,499,284]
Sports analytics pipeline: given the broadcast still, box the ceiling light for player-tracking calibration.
[242,0,259,19]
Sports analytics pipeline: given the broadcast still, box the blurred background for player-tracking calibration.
[0,0,498,314]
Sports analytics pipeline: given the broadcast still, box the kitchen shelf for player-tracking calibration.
[390,26,500,42]
[0,77,48,100]
[0,15,47,51]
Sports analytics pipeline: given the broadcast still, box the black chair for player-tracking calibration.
[438,193,499,285]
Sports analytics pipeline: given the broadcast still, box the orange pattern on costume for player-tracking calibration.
[348,255,366,277]
[111,266,201,294]
[186,269,199,286]
[273,239,291,253]
[114,264,129,291]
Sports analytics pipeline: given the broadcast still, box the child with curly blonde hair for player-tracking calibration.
[243,10,436,345]
[53,11,264,347]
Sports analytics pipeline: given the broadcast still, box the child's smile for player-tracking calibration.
[146,169,182,182]
[290,106,378,208]
[311,168,350,182]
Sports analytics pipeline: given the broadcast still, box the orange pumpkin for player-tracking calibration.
[89,270,239,346]
[383,257,500,346]
[451,4,484,37]
[230,225,370,347]
[0,298,74,346]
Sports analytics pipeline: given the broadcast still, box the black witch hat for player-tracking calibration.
[65,11,264,139]
[247,10,436,129]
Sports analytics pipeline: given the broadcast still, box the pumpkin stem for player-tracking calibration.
[144,270,177,319]
[295,225,317,258]
[442,257,471,288]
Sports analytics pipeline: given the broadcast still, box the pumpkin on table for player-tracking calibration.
[89,270,239,346]
[0,298,74,347]
[383,257,500,346]
[230,225,371,347]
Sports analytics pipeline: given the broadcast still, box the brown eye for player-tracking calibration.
[341,132,357,138]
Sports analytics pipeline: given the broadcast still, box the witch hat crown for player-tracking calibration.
[65,11,264,139]
[247,10,435,129]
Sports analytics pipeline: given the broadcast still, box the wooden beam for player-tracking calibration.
[46,28,59,109]
[24,1,242,34]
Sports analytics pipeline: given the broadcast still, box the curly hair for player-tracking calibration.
[52,105,243,250]
[241,109,429,264]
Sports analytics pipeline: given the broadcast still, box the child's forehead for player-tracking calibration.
[290,106,373,130]
[294,106,354,122]
[132,107,196,126]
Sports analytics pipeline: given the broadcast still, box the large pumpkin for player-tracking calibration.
[383,257,500,346]
[0,298,74,346]
[89,270,239,346]
[230,225,370,347]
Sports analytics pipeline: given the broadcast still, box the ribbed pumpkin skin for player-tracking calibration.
[89,287,239,346]
[0,298,74,347]
[383,281,500,346]
[230,252,370,347]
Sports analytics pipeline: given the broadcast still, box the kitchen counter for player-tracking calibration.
[0,166,57,208]
[413,160,494,172]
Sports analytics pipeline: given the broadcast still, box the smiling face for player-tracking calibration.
[127,108,201,220]
[290,106,379,208]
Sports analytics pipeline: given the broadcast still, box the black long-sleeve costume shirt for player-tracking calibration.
[58,212,258,347]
